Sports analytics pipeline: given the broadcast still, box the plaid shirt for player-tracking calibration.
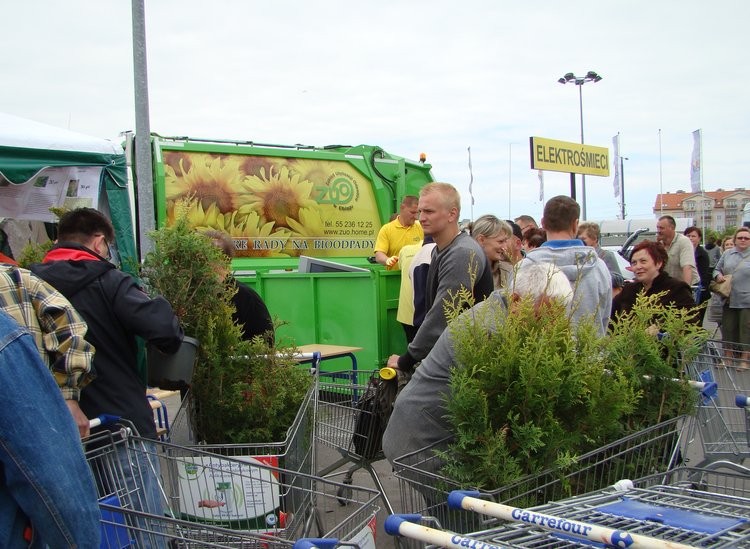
[0,264,94,400]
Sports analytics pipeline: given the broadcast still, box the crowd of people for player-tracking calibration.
[376,189,747,471]
[1,184,747,544]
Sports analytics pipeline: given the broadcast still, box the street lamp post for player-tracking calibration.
[557,71,602,220]
[619,156,628,220]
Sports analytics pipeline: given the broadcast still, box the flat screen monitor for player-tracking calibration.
[297,255,369,274]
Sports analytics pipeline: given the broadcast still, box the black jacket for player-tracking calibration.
[233,280,274,345]
[611,271,699,324]
[32,243,183,438]
[695,245,712,302]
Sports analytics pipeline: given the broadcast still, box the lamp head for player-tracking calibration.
[585,70,602,82]
[558,72,575,84]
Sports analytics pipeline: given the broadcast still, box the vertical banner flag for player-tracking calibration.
[467,146,475,206]
[690,129,702,193]
[612,134,621,198]
[538,170,544,202]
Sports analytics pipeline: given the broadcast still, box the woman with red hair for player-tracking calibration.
[611,239,698,322]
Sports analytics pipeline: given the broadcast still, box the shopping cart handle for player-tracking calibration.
[88,414,121,428]
[293,539,339,549]
[446,490,697,549]
[736,395,750,408]
[384,514,423,535]
[447,489,481,509]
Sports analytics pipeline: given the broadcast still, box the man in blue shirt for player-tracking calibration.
[517,196,612,335]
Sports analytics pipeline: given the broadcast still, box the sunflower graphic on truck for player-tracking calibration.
[161,146,387,258]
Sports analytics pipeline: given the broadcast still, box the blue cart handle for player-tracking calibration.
[736,394,750,408]
[293,539,339,549]
[384,514,423,535]
[88,414,121,428]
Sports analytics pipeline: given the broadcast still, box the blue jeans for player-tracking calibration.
[116,439,166,548]
[91,434,166,548]
[0,311,100,548]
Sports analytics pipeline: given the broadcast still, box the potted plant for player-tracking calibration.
[141,200,310,444]
[146,335,200,388]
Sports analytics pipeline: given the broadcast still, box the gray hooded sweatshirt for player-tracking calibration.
[518,241,612,335]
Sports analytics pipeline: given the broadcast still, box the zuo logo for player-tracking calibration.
[317,174,355,205]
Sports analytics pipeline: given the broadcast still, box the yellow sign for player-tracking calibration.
[162,151,381,258]
[530,137,610,177]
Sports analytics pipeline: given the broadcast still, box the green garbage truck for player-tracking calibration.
[148,135,435,370]
[0,117,434,370]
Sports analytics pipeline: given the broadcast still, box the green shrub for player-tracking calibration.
[438,291,705,491]
[142,201,310,444]
[18,240,53,268]
[607,292,705,430]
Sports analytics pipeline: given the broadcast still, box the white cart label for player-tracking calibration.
[177,455,280,523]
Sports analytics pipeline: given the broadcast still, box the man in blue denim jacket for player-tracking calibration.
[0,310,100,548]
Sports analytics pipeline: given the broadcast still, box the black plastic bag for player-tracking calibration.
[352,369,409,459]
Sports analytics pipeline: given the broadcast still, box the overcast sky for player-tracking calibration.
[2,1,748,224]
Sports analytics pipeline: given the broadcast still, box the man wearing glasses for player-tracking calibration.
[656,215,699,287]
[32,207,183,542]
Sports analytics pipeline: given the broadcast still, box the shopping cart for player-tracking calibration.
[168,356,319,477]
[85,417,380,548]
[392,414,692,536]
[429,462,750,548]
[315,369,403,515]
[684,339,750,467]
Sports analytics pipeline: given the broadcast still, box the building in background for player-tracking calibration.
[654,189,750,233]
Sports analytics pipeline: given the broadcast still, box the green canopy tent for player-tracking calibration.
[0,113,136,272]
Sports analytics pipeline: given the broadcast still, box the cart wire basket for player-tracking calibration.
[684,339,750,467]
[392,415,689,536]
[85,418,380,548]
[169,370,317,478]
[315,369,406,515]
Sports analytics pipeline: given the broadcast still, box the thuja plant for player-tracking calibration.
[142,201,310,444]
[439,296,636,490]
[607,292,706,430]
[18,240,53,268]
[17,207,63,267]
[142,204,229,339]
[437,291,704,492]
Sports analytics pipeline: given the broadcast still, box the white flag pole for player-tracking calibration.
[538,170,544,202]
[467,146,474,221]
[612,133,621,200]
[659,129,664,214]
